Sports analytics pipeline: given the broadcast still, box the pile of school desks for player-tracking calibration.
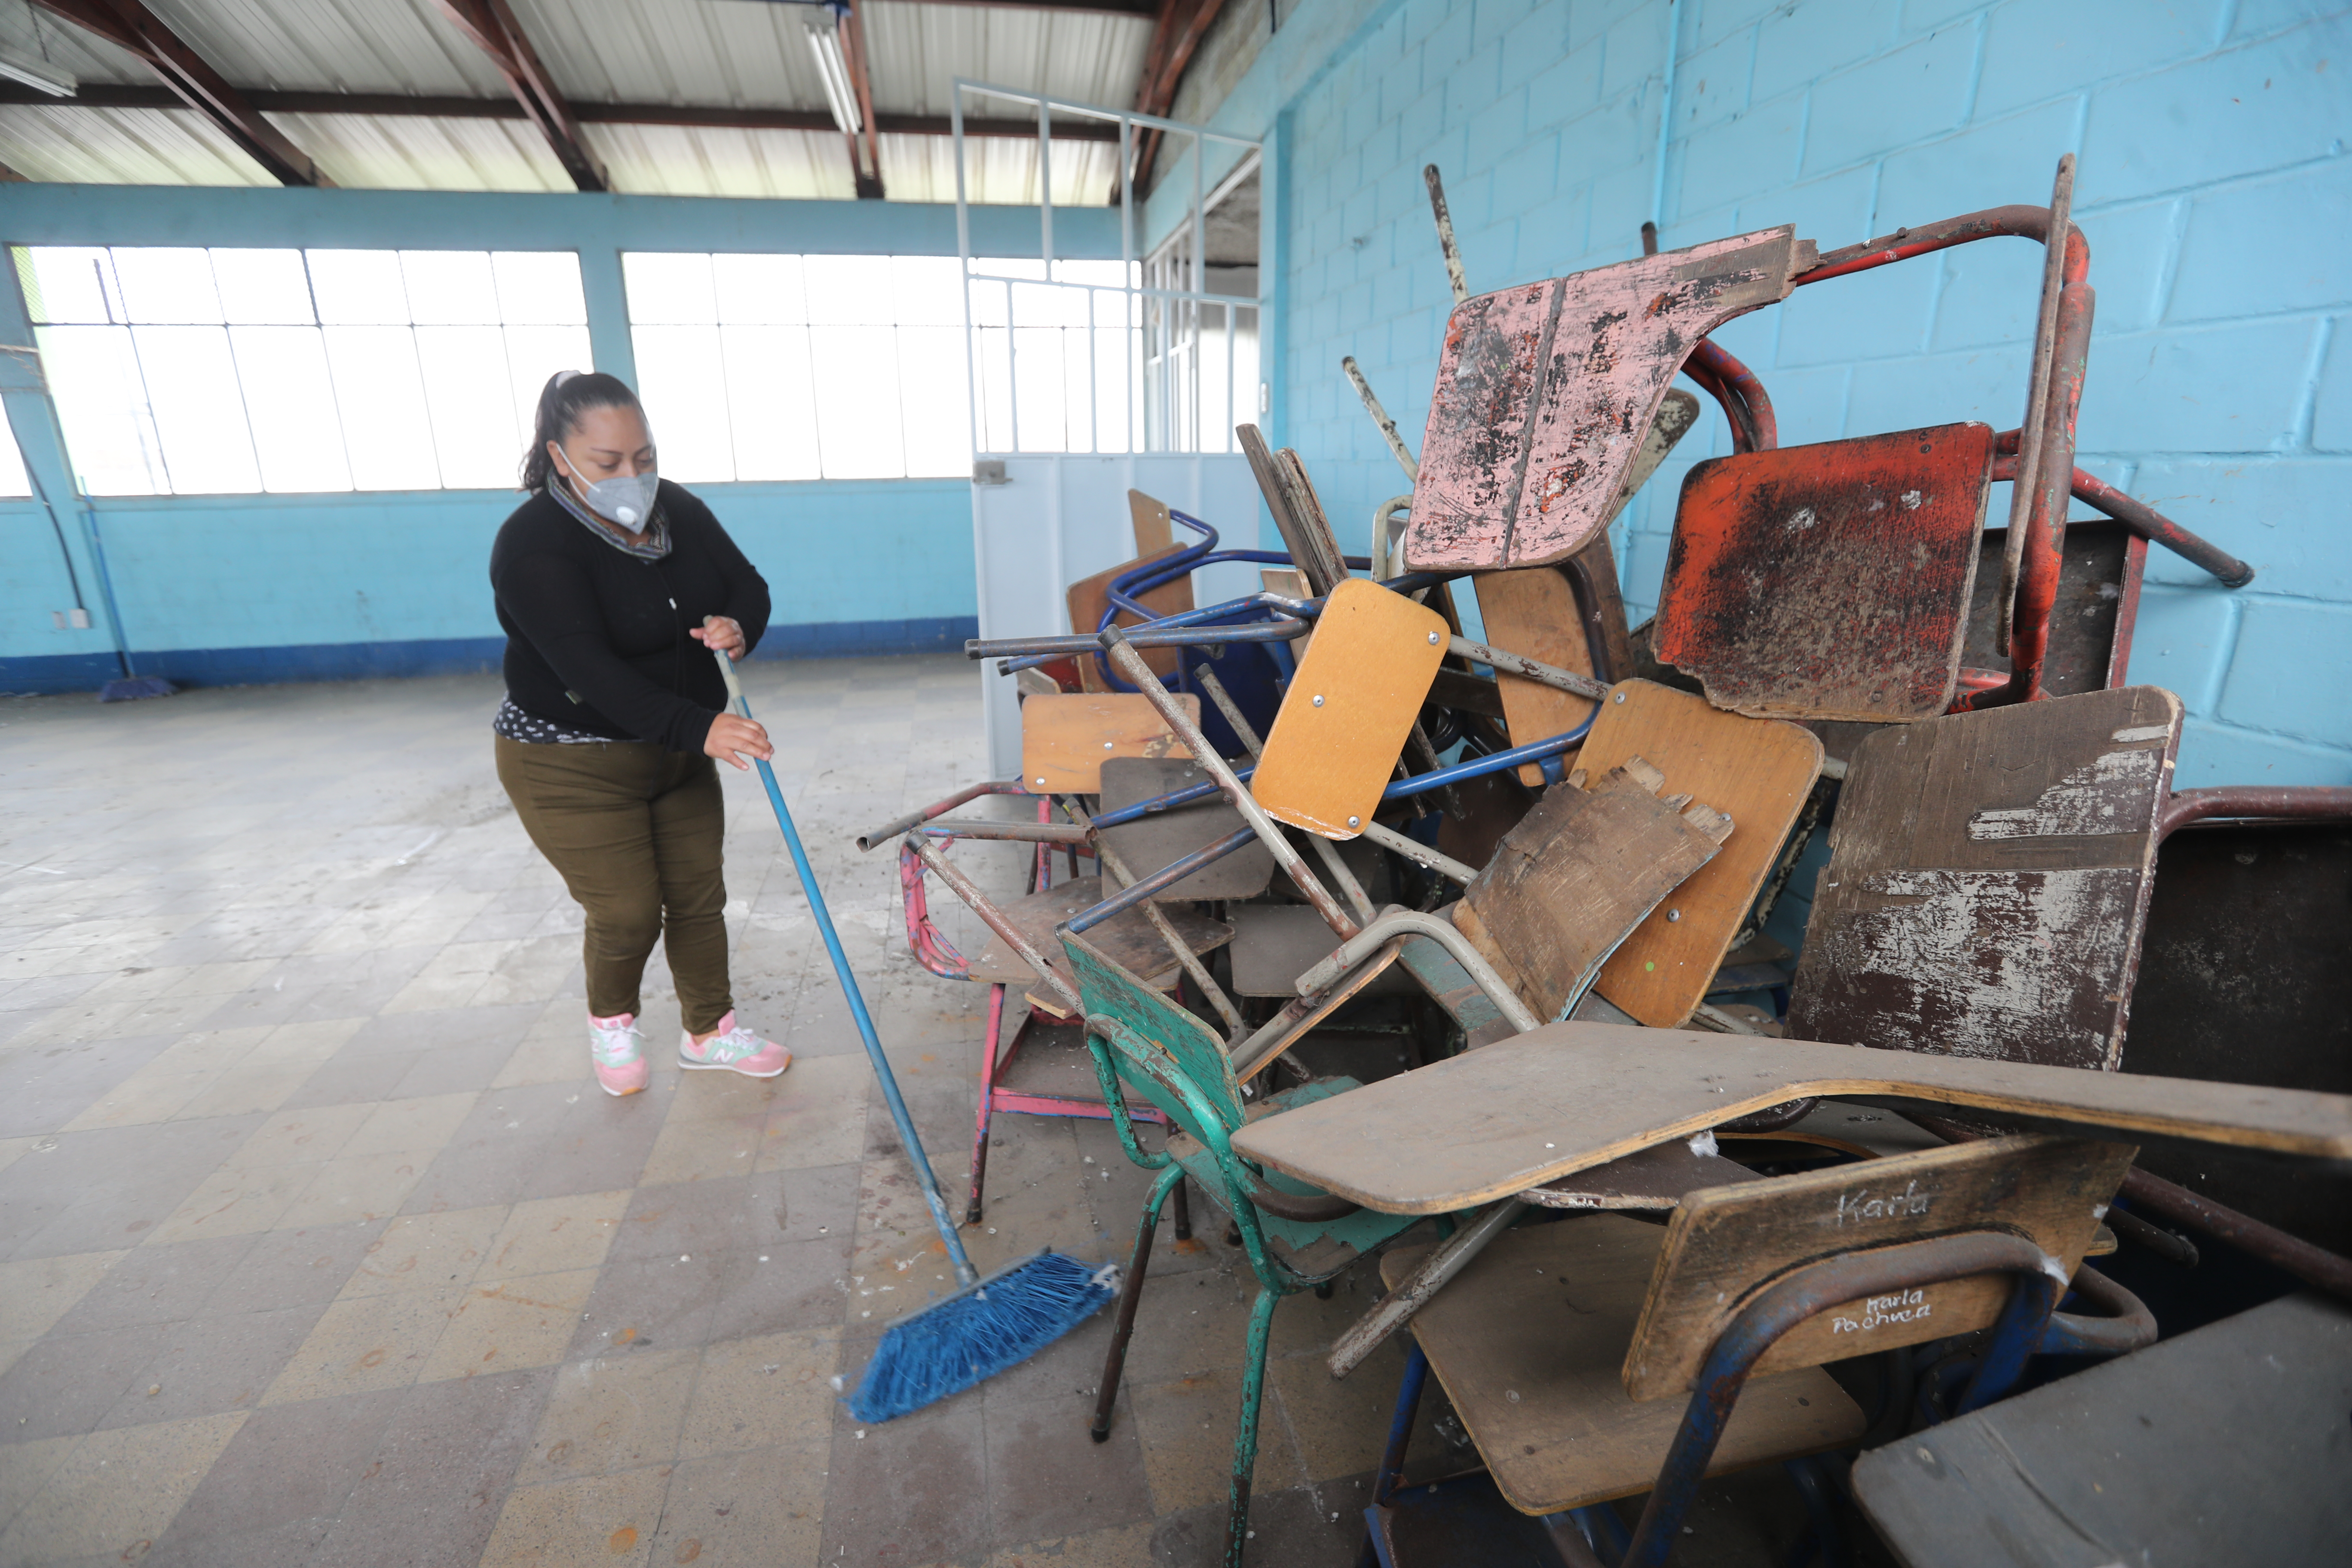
[856,166,2352,1568]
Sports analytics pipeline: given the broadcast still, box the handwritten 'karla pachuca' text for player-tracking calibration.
[1830,1289,1933,1335]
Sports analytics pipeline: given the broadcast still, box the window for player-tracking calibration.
[622,251,981,481]
[12,246,591,495]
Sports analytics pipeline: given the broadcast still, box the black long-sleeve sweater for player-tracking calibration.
[489,482,772,753]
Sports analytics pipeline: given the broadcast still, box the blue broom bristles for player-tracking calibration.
[848,1250,1120,1423]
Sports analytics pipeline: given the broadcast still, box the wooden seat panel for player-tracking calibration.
[1387,1218,1864,1515]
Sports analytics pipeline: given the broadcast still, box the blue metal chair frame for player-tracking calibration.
[1359,1230,2153,1568]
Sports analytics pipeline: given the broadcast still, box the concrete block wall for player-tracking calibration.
[1257,0,2351,786]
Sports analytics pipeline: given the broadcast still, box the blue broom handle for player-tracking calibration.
[714,651,980,1288]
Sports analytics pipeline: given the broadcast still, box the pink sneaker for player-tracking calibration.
[589,1012,649,1097]
[677,1011,793,1078]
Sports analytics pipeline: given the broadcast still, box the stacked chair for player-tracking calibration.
[856,157,2352,1567]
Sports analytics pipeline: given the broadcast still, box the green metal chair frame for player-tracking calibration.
[1064,928,1429,1568]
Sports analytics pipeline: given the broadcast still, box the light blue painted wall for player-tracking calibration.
[0,187,1121,687]
[1206,0,2352,792]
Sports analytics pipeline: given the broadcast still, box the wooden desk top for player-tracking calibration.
[1227,1023,2352,1215]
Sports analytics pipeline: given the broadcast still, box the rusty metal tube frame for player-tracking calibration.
[903,832,1082,1013]
[1620,1232,2064,1566]
[1955,276,2094,709]
[1917,1111,2352,1306]
[1082,818,1245,1039]
[1295,909,1541,1034]
[1683,337,1777,453]
[913,819,1093,845]
[2156,786,2352,840]
[2117,1166,2352,1304]
[1063,826,1256,934]
[1987,434,2255,588]
[1327,1198,1528,1380]
[1101,628,1361,939]
[855,778,1031,851]
[2000,156,2077,656]
[1792,204,2091,291]
[1228,937,1407,1080]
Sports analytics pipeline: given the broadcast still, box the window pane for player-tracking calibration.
[0,402,32,497]
[131,326,261,493]
[1011,279,1088,329]
[35,325,162,493]
[720,326,821,481]
[975,256,1047,282]
[802,255,895,327]
[110,248,221,324]
[212,250,315,325]
[492,251,586,325]
[712,254,805,325]
[808,325,905,477]
[309,251,410,325]
[623,253,717,326]
[897,326,970,477]
[401,251,499,325]
[415,325,520,488]
[16,247,116,324]
[1093,323,1133,454]
[230,326,352,493]
[503,324,594,457]
[630,325,734,481]
[972,327,1012,453]
[891,257,963,326]
[965,276,1009,329]
[322,326,440,489]
[1011,326,1069,452]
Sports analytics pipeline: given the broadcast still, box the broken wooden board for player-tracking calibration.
[1852,1292,2352,1568]
[1251,579,1450,839]
[1516,1136,1765,1210]
[1623,1135,2133,1400]
[1654,423,1995,722]
[1128,488,1172,556]
[1473,393,1697,783]
[1786,685,2184,1071]
[1404,226,1812,573]
[1226,1023,2352,1216]
[966,875,1232,991]
[1226,903,1418,999]
[1386,1217,1865,1516]
[1579,681,1822,1026]
[1476,566,1605,786]
[1240,425,1351,595]
[1454,761,1734,1022]
[1020,691,1202,795]
[1067,545,1195,687]
[1096,757,1274,901]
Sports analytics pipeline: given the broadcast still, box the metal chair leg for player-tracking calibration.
[1225,1285,1283,1567]
[1172,1175,1193,1241]
[1092,1162,1185,1442]
[965,984,1006,1225]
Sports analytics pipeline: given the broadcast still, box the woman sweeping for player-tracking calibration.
[490,370,791,1096]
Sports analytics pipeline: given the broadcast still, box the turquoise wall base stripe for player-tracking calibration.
[0,617,979,696]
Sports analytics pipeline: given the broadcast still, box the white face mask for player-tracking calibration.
[555,447,658,528]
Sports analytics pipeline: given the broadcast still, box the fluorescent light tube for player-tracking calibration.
[0,46,74,98]
[801,15,860,137]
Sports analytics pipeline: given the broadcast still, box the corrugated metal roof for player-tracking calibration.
[0,105,267,186]
[0,1,1158,201]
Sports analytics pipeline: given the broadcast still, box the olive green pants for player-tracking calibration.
[495,735,733,1034]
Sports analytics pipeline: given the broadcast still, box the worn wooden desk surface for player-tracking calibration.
[1226,1023,2352,1215]
[1853,1291,2352,1568]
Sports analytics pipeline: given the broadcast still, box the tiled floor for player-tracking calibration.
[0,657,1478,1568]
[0,657,1828,1568]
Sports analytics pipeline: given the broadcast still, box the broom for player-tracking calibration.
[711,649,1117,1421]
